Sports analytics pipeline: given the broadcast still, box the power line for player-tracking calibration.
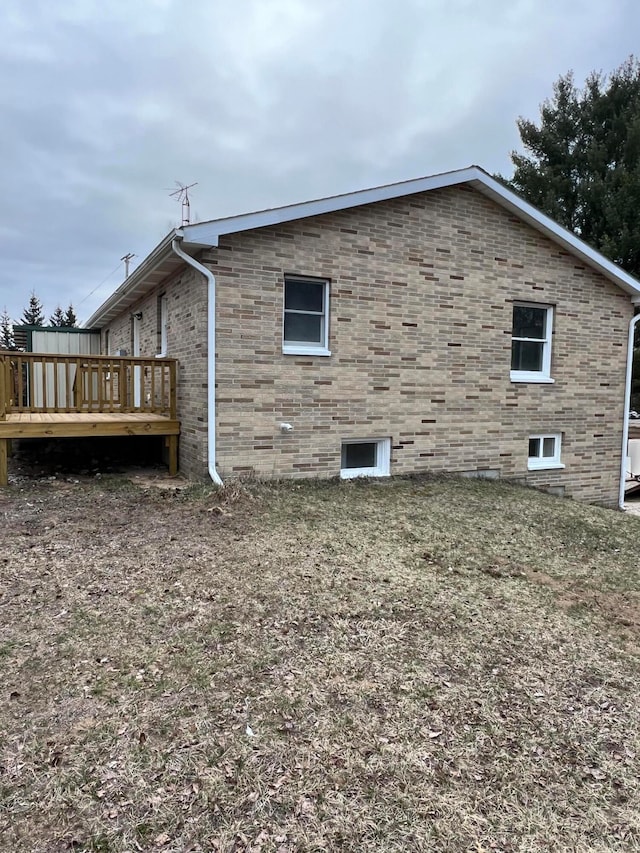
[76,261,125,309]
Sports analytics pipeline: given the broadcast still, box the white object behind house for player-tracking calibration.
[31,329,101,408]
[628,439,640,477]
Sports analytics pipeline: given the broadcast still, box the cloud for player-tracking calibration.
[0,0,637,322]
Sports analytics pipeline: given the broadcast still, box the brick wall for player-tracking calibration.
[102,265,208,480]
[202,184,631,506]
[102,184,632,505]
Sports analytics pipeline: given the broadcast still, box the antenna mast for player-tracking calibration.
[169,181,198,226]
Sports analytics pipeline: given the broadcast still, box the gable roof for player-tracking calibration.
[85,165,640,328]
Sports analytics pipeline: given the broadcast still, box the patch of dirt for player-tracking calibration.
[123,468,190,491]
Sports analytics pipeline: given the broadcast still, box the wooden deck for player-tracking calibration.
[0,352,180,485]
[0,411,180,436]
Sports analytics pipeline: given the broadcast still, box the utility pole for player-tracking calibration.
[121,253,135,278]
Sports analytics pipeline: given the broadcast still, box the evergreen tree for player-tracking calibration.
[20,291,45,326]
[49,305,66,327]
[507,56,640,278]
[0,307,15,350]
[63,304,78,327]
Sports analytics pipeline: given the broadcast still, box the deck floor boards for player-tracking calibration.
[0,411,180,439]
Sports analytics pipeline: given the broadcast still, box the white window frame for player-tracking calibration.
[157,294,168,357]
[510,302,554,383]
[527,433,564,470]
[282,275,331,356]
[340,438,391,479]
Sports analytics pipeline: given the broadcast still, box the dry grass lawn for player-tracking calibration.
[2,474,640,852]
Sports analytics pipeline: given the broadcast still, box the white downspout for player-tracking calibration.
[171,237,223,486]
[618,301,640,509]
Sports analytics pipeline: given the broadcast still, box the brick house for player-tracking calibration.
[86,166,640,506]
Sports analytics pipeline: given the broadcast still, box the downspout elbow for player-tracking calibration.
[170,238,223,487]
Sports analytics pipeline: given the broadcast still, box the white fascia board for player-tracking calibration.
[181,167,482,248]
[85,165,640,329]
[181,165,640,297]
[84,230,180,329]
[470,174,640,296]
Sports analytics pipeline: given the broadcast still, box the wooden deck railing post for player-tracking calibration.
[0,356,6,421]
[169,361,177,419]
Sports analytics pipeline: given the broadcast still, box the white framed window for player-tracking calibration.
[527,433,564,470]
[511,303,554,383]
[157,294,168,357]
[283,276,330,356]
[340,438,391,479]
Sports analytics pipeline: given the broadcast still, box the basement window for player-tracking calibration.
[527,434,564,470]
[340,438,390,479]
[283,276,330,356]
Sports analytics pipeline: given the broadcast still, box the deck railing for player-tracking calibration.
[0,352,177,419]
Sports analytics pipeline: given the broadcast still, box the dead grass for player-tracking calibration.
[2,475,640,852]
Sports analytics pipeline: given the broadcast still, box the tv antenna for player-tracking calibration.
[168,181,198,226]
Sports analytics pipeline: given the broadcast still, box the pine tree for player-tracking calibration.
[507,56,640,278]
[63,304,78,328]
[49,305,66,327]
[20,291,45,326]
[0,307,15,350]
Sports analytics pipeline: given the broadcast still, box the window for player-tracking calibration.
[340,438,390,479]
[511,303,553,382]
[527,433,564,470]
[157,294,168,356]
[283,276,330,355]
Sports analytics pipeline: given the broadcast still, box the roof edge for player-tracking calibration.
[181,166,483,247]
[84,166,640,328]
[83,229,179,328]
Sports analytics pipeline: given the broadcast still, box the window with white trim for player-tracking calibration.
[527,433,564,470]
[511,303,553,382]
[283,276,330,355]
[340,438,390,479]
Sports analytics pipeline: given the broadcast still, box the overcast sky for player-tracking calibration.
[0,0,638,325]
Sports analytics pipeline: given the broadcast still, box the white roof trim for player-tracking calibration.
[85,165,640,327]
[182,167,483,246]
[181,165,640,296]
